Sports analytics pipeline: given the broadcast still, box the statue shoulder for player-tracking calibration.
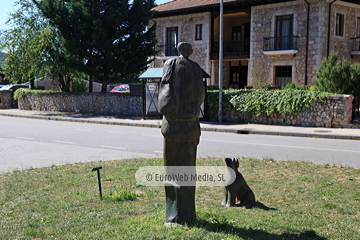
[164,58,176,67]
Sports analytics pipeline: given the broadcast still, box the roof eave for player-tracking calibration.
[152,0,297,18]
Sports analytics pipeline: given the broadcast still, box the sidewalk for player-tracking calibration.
[1,109,360,140]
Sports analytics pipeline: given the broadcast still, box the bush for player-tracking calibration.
[72,78,87,92]
[315,52,360,97]
[207,85,219,90]
[13,88,60,100]
[282,82,306,90]
[207,89,332,116]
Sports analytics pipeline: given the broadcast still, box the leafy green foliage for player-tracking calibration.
[104,188,137,202]
[0,0,80,91]
[315,52,360,97]
[207,89,332,116]
[282,82,306,90]
[207,85,219,90]
[71,79,87,93]
[13,88,59,100]
[34,0,158,92]
[0,52,7,68]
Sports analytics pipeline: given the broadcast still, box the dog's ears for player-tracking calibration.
[232,158,239,168]
[225,158,239,168]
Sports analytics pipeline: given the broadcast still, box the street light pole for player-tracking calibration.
[218,0,224,123]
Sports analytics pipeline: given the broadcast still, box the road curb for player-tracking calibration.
[1,112,359,140]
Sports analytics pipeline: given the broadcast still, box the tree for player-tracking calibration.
[0,0,79,91]
[34,0,157,92]
[315,52,360,97]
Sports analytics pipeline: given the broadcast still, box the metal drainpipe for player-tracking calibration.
[304,0,310,86]
[327,0,337,58]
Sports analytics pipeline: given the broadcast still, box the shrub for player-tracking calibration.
[315,52,360,97]
[13,88,60,100]
[282,82,306,90]
[207,85,219,90]
[207,89,332,116]
[72,78,87,92]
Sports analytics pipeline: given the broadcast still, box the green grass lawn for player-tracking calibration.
[0,158,359,239]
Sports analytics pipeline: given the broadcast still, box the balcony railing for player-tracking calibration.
[263,36,299,51]
[351,37,360,52]
[156,44,179,57]
[211,40,250,56]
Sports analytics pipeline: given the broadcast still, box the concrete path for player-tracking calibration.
[1,109,360,140]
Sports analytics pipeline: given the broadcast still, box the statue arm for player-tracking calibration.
[158,59,175,116]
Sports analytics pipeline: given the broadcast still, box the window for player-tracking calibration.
[275,66,292,87]
[230,66,240,84]
[357,17,360,37]
[166,27,178,56]
[275,15,293,50]
[232,26,241,41]
[195,24,202,40]
[335,13,344,36]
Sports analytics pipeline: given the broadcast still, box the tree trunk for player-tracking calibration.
[101,78,108,92]
[89,75,93,92]
[58,74,71,92]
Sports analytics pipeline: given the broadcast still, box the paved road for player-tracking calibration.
[0,116,359,172]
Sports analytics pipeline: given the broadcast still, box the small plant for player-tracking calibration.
[104,188,137,201]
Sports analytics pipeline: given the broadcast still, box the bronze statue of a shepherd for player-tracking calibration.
[158,42,205,225]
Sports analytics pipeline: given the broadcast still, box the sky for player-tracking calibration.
[0,0,172,30]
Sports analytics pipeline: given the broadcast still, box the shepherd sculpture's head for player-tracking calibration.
[177,42,193,59]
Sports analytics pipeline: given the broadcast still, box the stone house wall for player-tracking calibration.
[249,0,360,87]
[150,12,211,74]
[208,95,353,128]
[330,1,360,62]
[18,92,142,116]
[250,0,321,87]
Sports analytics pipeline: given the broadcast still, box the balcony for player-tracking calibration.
[263,36,299,55]
[351,37,360,56]
[210,40,250,59]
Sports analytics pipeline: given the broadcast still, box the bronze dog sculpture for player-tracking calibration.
[221,158,255,207]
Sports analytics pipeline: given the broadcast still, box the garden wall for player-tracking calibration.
[18,92,142,116]
[0,91,13,109]
[208,95,353,128]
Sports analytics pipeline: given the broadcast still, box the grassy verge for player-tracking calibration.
[1,158,359,239]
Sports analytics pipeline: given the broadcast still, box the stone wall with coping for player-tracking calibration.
[0,91,13,109]
[18,92,142,116]
[208,95,353,128]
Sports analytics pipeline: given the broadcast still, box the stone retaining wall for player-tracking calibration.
[0,91,13,109]
[18,92,142,116]
[208,95,353,128]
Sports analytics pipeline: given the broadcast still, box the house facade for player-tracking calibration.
[150,0,360,88]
